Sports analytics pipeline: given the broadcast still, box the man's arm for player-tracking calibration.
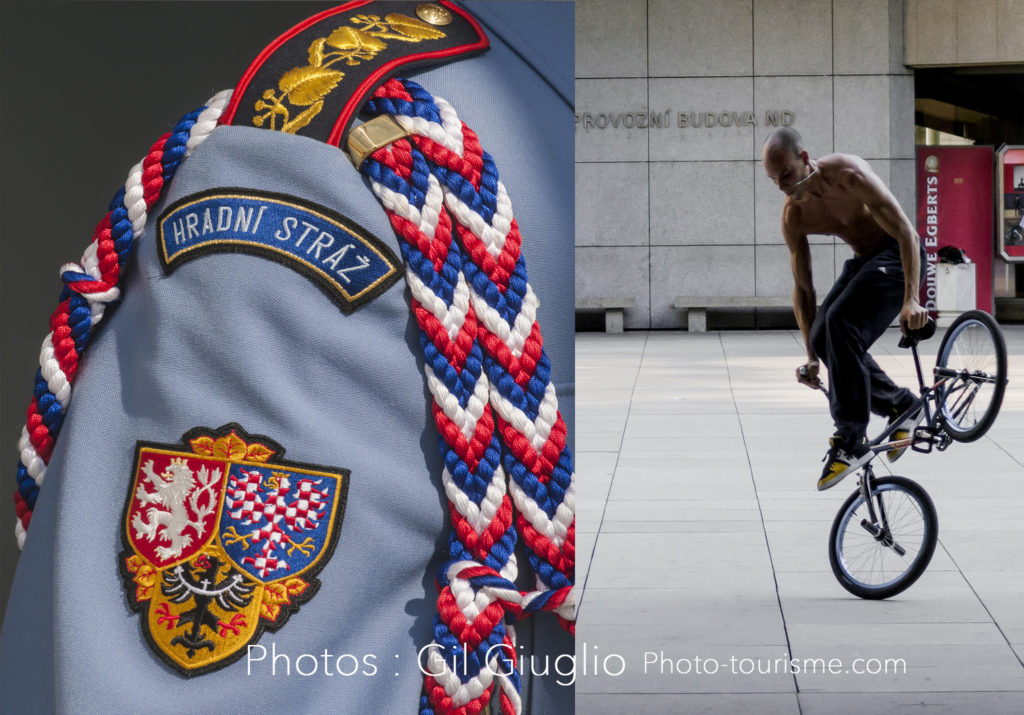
[840,157,929,332]
[783,206,819,385]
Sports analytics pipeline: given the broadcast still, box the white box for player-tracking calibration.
[935,262,976,327]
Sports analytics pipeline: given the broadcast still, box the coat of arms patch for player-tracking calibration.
[118,424,348,676]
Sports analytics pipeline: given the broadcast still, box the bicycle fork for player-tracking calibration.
[857,465,907,556]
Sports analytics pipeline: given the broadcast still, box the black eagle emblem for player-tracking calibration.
[162,554,256,657]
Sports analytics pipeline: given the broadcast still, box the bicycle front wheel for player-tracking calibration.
[829,476,937,599]
[934,310,1007,442]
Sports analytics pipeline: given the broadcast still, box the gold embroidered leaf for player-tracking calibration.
[282,100,324,134]
[190,436,217,457]
[384,13,447,41]
[245,443,276,462]
[216,432,248,460]
[262,581,292,606]
[284,577,309,597]
[350,13,383,26]
[278,66,344,106]
[130,560,156,601]
[135,564,156,586]
[260,601,281,621]
[125,555,144,573]
[308,37,326,67]
[325,26,387,53]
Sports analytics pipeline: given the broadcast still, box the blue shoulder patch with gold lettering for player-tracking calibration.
[156,189,402,313]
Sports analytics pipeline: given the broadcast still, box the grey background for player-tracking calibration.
[575,0,916,329]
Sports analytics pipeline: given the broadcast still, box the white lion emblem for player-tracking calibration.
[131,457,222,560]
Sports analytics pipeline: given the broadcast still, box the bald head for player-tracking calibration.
[762,127,803,162]
[762,128,811,196]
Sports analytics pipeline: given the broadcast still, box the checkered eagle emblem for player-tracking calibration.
[119,424,348,676]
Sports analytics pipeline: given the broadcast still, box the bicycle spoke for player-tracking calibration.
[949,382,980,423]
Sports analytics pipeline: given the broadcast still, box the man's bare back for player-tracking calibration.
[780,154,896,257]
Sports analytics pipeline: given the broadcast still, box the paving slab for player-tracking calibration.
[798,691,1024,715]
[580,588,785,630]
[578,693,800,715]
[576,327,1024,712]
[586,531,778,591]
[576,633,795,694]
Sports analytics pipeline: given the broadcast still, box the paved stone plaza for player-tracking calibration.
[575,326,1024,714]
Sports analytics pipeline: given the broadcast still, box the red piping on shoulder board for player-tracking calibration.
[219,0,489,147]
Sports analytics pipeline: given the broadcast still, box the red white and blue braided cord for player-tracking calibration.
[360,78,576,715]
[12,91,232,549]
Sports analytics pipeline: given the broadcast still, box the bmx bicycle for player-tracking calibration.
[804,310,1007,599]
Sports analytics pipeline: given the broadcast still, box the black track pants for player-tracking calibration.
[810,239,924,443]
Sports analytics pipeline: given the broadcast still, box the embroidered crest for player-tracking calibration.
[119,424,349,676]
[156,189,402,313]
[220,0,488,146]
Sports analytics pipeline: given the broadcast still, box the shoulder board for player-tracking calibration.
[220,1,488,146]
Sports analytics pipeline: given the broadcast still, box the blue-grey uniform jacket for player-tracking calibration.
[0,2,574,712]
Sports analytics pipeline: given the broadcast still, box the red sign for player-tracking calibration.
[915,146,994,313]
[999,146,1024,261]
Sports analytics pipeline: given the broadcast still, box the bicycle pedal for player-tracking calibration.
[911,439,933,454]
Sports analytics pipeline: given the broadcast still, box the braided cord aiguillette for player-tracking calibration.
[12,91,233,549]
[360,78,575,715]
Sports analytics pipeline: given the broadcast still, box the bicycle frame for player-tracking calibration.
[865,339,952,460]
[809,313,1003,502]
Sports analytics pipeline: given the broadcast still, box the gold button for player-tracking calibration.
[416,3,453,26]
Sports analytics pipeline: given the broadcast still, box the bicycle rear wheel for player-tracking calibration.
[934,310,1007,442]
[829,476,937,599]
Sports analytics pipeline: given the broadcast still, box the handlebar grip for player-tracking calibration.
[898,318,936,349]
[798,365,826,392]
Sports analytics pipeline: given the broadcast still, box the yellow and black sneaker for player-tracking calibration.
[817,434,870,491]
[886,405,924,462]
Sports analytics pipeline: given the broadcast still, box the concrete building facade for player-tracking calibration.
[576,0,916,329]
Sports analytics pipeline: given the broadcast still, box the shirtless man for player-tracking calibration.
[761,128,929,490]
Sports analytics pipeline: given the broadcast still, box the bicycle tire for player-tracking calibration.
[829,476,938,599]
[934,310,1007,442]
